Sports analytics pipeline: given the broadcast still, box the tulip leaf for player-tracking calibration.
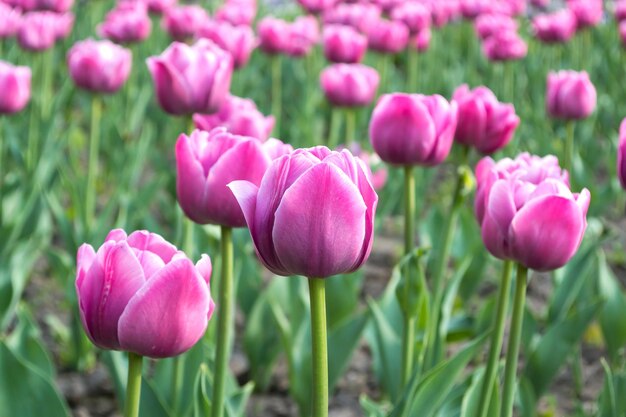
[140,379,173,417]
[460,366,500,417]
[597,359,626,417]
[0,242,38,332]
[328,311,369,392]
[596,250,626,364]
[359,395,390,417]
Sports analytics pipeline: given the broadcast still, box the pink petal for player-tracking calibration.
[126,230,178,263]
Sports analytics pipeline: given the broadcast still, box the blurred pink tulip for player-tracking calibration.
[97,2,151,44]
[568,0,602,29]
[531,0,549,7]
[146,39,232,115]
[320,63,380,107]
[229,147,378,278]
[162,5,209,41]
[367,17,409,53]
[76,229,215,358]
[214,0,256,26]
[532,10,577,43]
[258,17,290,55]
[323,24,367,63]
[297,0,336,14]
[288,15,319,57]
[53,11,73,39]
[342,143,388,190]
[0,3,21,38]
[323,3,382,34]
[619,119,626,189]
[475,13,518,41]
[17,11,59,51]
[620,20,626,48]
[452,84,519,154]
[411,27,431,52]
[390,2,431,34]
[460,0,491,20]
[616,1,626,22]
[67,39,132,94]
[482,29,527,61]
[369,93,458,166]
[197,20,256,69]
[146,0,176,14]
[175,128,274,227]
[34,0,73,12]
[193,95,274,141]
[0,60,31,114]
[546,70,596,120]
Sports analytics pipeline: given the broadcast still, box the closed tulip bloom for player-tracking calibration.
[618,119,626,189]
[68,39,132,94]
[147,39,232,115]
[568,0,602,29]
[162,5,208,41]
[17,11,59,51]
[214,0,256,26]
[411,27,431,52]
[229,147,377,278]
[342,143,388,190]
[0,61,31,114]
[323,24,367,63]
[97,2,152,44]
[323,3,382,34]
[176,128,273,226]
[369,93,458,166]
[258,17,290,55]
[390,2,431,34]
[76,229,215,358]
[546,70,596,120]
[197,20,256,69]
[453,84,519,154]
[482,29,527,61]
[617,1,626,22]
[288,15,319,57]
[193,95,274,141]
[262,138,294,160]
[146,0,176,14]
[429,1,457,28]
[532,10,577,43]
[479,168,589,271]
[0,4,21,38]
[297,0,336,14]
[367,18,409,53]
[460,0,491,20]
[53,11,74,39]
[475,13,518,41]
[320,64,379,107]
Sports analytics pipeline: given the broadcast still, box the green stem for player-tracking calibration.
[500,264,528,417]
[271,56,282,138]
[401,165,416,387]
[85,96,102,239]
[327,107,342,149]
[476,260,513,417]
[0,116,4,226]
[211,226,234,417]
[345,108,356,145]
[564,121,575,182]
[379,54,389,95]
[26,54,41,171]
[407,49,418,93]
[41,49,53,120]
[308,277,328,417]
[125,352,143,417]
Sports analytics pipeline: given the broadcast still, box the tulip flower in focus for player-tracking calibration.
[369,93,458,166]
[366,17,409,54]
[546,70,596,120]
[97,2,151,44]
[76,229,215,358]
[320,64,380,107]
[0,3,21,39]
[453,84,520,154]
[618,119,626,190]
[229,146,377,278]
[67,39,132,94]
[323,24,367,64]
[162,5,209,41]
[147,39,233,116]
[482,29,527,61]
[193,95,274,141]
[532,10,577,44]
[0,60,31,114]
[197,20,256,69]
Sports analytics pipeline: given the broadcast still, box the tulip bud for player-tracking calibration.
[0,60,31,114]
[0,3,21,39]
[482,29,527,61]
[197,20,256,69]
[322,24,367,64]
[162,5,209,41]
[323,3,382,34]
[546,70,596,120]
[532,10,577,44]
[67,39,132,94]
[390,2,430,34]
[97,2,152,44]
[320,64,380,107]
[366,17,409,53]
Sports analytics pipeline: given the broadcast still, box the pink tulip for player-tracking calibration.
[146,0,176,14]
[323,3,382,34]
[288,15,319,57]
[193,95,274,141]
[53,11,73,39]
[0,3,21,38]
[475,13,518,41]
[390,2,431,34]
[258,17,290,55]
[176,128,274,227]
[320,63,379,107]
[620,20,626,48]
[616,1,626,22]
[297,0,337,14]
[146,39,233,115]
[342,143,388,190]
[452,84,519,154]
[323,24,367,63]
[162,5,208,41]
[460,0,491,20]
[0,61,31,114]
[34,0,73,12]
[17,11,60,51]
[97,2,152,44]
[482,29,527,61]
[568,0,602,29]
[532,10,577,43]
[619,119,626,189]
[262,138,294,160]
[546,70,596,120]
[531,0,549,8]
[476,155,589,271]
[369,93,458,166]
[67,39,132,94]
[214,0,256,26]
[411,27,431,52]
[429,1,458,27]
[229,147,378,278]
[197,20,256,69]
[367,17,409,53]
[76,229,215,358]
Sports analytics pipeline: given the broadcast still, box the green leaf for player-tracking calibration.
[359,395,390,417]
[460,366,499,417]
[328,311,369,392]
[596,250,626,363]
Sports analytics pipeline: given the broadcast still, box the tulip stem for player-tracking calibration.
[379,54,389,94]
[41,49,53,120]
[345,108,356,144]
[85,96,102,239]
[211,226,234,417]
[125,352,143,417]
[308,277,328,417]
[564,121,575,183]
[407,49,418,93]
[328,107,342,149]
[500,264,528,417]
[401,165,416,387]
[0,116,4,226]
[476,260,513,417]
[271,56,282,138]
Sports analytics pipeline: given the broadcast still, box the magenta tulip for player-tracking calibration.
[67,39,132,94]
[297,0,336,14]
[146,39,233,115]
[97,2,152,44]
[229,147,377,278]
[390,2,431,34]
[367,18,409,53]
[411,28,432,52]
[320,63,379,107]
[0,60,31,114]
[322,24,367,63]
[162,5,208,41]
[531,0,549,7]
[0,3,21,38]
[482,29,527,61]
[53,11,73,39]
[342,143,388,190]
[214,0,256,26]
[369,93,458,166]
[76,229,215,358]
[621,21,626,48]
[34,0,73,12]
[568,0,602,29]
[287,15,319,57]
[475,13,518,41]
[17,11,59,51]
[460,0,491,20]
[532,10,577,43]
[145,0,176,14]
[618,119,626,189]
[197,20,256,69]
[546,70,596,120]
[323,3,382,34]
[193,95,274,141]
[452,84,519,154]
[258,17,290,55]
[616,1,626,22]
[262,138,294,161]
[476,155,589,271]
[176,128,274,227]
